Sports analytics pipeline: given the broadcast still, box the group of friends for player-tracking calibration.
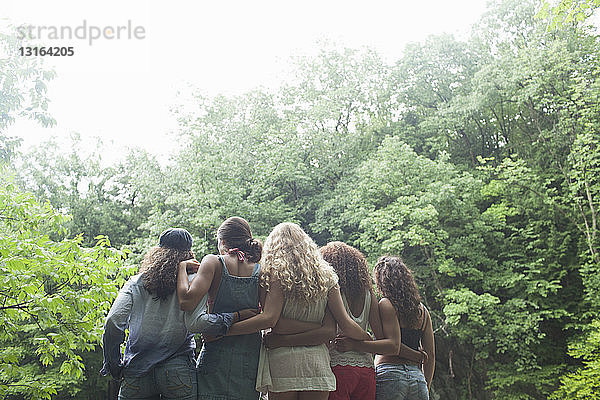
[101,217,435,400]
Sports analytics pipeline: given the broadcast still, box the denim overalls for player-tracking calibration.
[197,256,261,400]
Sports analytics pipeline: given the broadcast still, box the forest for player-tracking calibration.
[1,0,599,398]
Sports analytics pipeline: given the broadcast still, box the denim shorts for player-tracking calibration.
[375,363,429,400]
[119,354,197,400]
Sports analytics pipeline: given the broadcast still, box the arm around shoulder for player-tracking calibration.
[177,255,216,311]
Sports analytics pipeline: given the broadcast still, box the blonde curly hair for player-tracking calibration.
[260,222,338,304]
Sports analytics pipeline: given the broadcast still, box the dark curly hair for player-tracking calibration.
[374,256,422,327]
[140,246,195,300]
[217,217,262,263]
[320,241,371,304]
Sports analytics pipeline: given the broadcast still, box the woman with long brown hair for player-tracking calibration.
[372,256,435,400]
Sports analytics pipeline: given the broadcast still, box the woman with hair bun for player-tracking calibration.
[225,223,372,400]
[372,256,435,400]
[177,216,264,399]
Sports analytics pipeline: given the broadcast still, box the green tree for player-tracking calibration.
[1,25,132,399]
[539,0,600,28]
[0,173,129,399]
[0,29,55,162]
[551,319,600,399]
[16,135,163,249]
[154,45,393,251]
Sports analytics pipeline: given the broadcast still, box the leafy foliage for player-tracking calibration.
[4,0,600,398]
[551,320,600,399]
[539,0,600,29]
[0,30,55,162]
[15,135,162,249]
[0,172,130,398]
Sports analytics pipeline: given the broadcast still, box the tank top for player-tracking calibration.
[329,290,374,369]
[400,306,427,351]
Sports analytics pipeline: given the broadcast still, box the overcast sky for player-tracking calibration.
[3,0,489,162]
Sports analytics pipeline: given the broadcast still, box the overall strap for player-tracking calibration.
[218,255,230,277]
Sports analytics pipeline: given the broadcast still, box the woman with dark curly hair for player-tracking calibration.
[101,228,237,399]
[372,256,435,400]
[321,241,387,400]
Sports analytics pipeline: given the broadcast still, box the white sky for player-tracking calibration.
[3,0,489,162]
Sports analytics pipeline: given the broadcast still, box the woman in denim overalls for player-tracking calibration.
[177,217,262,400]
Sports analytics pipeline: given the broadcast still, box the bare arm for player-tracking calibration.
[422,307,435,389]
[335,297,400,355]
[368,288,384,339]
[272,318,321,334]
[264,309,336,349]
[176,255,218,311]
[327,287,371,341]
[226,281,284,336]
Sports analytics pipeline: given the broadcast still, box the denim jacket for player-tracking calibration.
[101,274,233,379]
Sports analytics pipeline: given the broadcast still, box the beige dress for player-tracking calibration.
[255,294,336,393]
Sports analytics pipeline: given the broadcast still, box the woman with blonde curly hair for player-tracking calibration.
[372,256,435,400]
[225,223,372,400]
